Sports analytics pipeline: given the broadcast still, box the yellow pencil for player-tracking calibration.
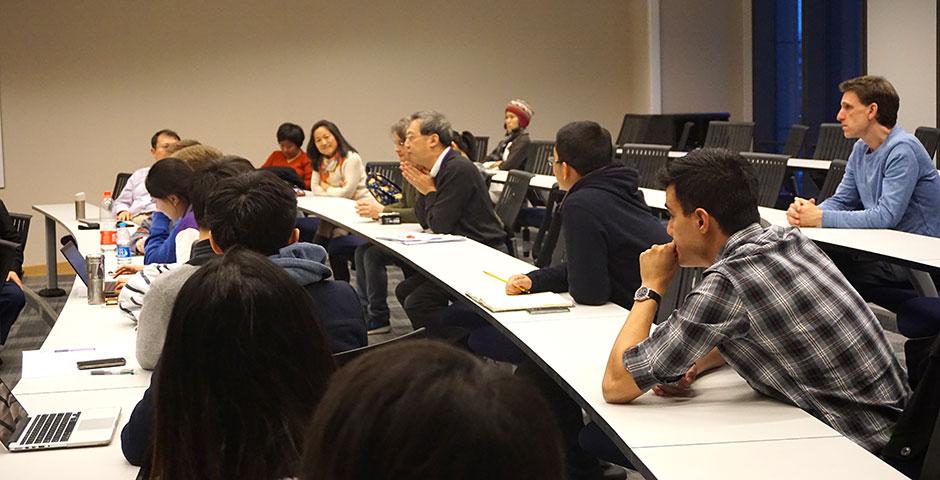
[483,271,508,283]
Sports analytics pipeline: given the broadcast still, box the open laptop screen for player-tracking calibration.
[60,240,91,286]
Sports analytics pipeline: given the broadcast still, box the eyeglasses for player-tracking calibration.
[404,132,425,145]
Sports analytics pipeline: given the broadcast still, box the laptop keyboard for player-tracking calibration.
[21,412,80,445]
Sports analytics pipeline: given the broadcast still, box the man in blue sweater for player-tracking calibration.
[787,75,940,299]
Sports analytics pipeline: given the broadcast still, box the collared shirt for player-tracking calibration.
[112,166,155,216]
[429,146,451,178]
[623,223,909,452]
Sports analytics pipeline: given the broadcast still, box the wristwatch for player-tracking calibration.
[633,286,662,304]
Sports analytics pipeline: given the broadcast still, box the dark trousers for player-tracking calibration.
[826,248,940,311]
[0,282,26,345]
[355,243,409,324]
[394,274,457,339]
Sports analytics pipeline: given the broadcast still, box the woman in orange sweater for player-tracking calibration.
[262,122,313,189]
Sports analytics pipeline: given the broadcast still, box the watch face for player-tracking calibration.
[634,286,650,301]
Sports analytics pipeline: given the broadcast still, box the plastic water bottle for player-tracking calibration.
[116,222,132,265]
[99,191,117,251]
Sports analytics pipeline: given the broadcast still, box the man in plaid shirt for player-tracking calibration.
[601,148,909,452]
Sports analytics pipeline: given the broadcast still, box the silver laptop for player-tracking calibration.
[0,376,120,452]
[60,239,118,295]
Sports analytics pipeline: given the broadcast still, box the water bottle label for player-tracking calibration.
[116,245,132,259]
[100,230,116,245]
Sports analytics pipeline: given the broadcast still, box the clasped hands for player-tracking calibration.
[786,197,822,227]
[400,160,436,195]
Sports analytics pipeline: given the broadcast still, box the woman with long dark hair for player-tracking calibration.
[307,119,369,280]
[122,248,336,478]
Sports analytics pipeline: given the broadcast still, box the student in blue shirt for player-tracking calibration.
[787,75,940,300]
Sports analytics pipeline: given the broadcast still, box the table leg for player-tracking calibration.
[38,215,65,297]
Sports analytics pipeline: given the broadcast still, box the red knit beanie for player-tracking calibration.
[505,99,533,129]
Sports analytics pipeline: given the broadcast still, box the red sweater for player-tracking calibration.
[262,150,313,189]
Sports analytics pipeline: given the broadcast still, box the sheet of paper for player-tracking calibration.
[375,232,466,245]
[21,346,131,378]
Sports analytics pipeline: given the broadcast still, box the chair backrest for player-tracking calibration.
[618,143,671,188]
[365,161,404,188]
[332,328,427,367]
[472,136,489,162]
[703,121,754,152]
[915,127,940,166]
[812,123,855,160]
[782,124,809,157]
[495,170,535,232]
[656,267,702,325]
[112,172,133,199]
[532,184,565,268]
[816,159,847,202]
[741,152,789,207]
[676,121,695,151]
[616,115,651,145]
[261,166,304,189]
[524,141,555,176]
[9,213,31,248]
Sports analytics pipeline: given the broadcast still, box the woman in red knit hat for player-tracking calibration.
[483,99,533,171]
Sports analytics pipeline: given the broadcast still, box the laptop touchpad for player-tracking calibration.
[78,418,114,430]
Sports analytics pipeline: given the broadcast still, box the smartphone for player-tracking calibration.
[77,357,126,370]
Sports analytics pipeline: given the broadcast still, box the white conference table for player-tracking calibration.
[297,195,904,479]
[490,172,940,277]
[0,387,145,478]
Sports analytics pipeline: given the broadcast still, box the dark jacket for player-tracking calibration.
[415,149,506,249]
[0,200,23,276]
[527,165,669,308]
[268,243,367,352]
[485,129,531,171]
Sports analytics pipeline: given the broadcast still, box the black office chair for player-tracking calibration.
[703,121,754,153]
[675,121,695,151]
[915,127,940,166]
[782,124,809,157]
[655,267,702,325]
[333,328,427,367]
[531,184,566,268]
[741,152,789,207]
[618,143,671,189]
[261,166,304,189]
[112,172,133,198]
[815,159,847,202]
[365,161,404,189]
[494,170,535,257]
[523,141,555,176]
[812,123,855,160]
[9,213,30,248]
[616,115,651,145]
[472,136,489,162]
[5,212,57,327]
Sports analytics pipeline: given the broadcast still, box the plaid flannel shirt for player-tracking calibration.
[623,224,909,452]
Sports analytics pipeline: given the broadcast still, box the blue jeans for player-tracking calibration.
[354,243,401,324]
[0,281,25,344]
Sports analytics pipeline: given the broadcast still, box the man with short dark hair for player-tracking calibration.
[114,129,181,223]
[602,148,908,453]
[787,75,940,301]
[395,110,505,335]
[505,121,669,307]
[135,170,366,369]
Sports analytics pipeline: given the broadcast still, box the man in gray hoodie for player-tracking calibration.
[135,170,366,370]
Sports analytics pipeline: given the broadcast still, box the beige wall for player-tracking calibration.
[0,0,651,267]
[659,0,752,121]
[867,0,937,132]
